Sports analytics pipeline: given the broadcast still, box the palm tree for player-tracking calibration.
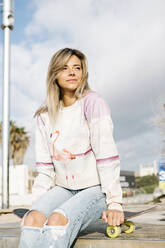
[0,121,30,165]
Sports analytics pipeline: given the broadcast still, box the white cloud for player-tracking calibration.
[24,0,165,99]
[10,84,37,125]
[11,44,47,102]
[117,128,162,171]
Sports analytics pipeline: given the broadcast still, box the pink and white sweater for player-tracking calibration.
[32,91,123,211]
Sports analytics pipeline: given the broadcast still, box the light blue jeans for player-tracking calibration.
[19,185,107,248]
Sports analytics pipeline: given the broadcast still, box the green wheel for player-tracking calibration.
[123,221,135,234]
[106,225,121,238]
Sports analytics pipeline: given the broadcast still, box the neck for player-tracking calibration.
[61,91,77,107]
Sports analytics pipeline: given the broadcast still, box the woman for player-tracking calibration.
[19,48,124,248]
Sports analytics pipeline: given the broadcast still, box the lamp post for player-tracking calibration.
[1,0,14,208]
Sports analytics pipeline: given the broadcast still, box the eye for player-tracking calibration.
[62,66,68,70]
[75,66,81,70]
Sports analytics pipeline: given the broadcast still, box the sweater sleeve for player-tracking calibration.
[32,114,56,203]
[84,93,123,211]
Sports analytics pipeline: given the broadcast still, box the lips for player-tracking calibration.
[66,79,77,82]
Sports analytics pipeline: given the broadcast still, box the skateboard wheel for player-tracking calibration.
[106,225,121,238]
[123,221,135,234]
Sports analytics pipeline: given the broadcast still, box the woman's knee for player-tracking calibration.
[47,211,69,226]
[23,210,47,227]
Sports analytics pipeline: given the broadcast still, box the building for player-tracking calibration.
[120,170,135,188]
[0,164,29,195]
[135,160,158,177]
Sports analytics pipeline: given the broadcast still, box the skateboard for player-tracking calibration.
[106,205,157,238]
[13,205,157,239]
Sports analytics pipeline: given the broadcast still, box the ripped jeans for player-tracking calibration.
[19,185,107,248]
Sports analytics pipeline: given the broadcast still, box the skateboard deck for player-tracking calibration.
[124,205,157,220]
[13,208,29,219]
[106,205,158,238]
[13,205,157,219]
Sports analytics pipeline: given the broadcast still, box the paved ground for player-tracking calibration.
[0,203,165,248]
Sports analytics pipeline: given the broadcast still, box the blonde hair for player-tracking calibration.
[34,48,91,128]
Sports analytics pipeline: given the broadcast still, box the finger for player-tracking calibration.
[115,211,124,226]
[120,212,125,224]
[113,212,119,226]
[116,212,122,226]
[101,211,105,220]
[107,211,113,226]
[112,211,117,226]
[102,211,107,223]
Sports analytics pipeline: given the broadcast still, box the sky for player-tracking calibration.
[0,0,165,172]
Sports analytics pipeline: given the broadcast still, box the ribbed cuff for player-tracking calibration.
[107,203,123,211]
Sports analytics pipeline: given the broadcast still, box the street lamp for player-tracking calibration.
[0,0,14,208]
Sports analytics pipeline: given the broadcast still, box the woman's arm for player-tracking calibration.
[32,114,56,203]
[84,92,124,225]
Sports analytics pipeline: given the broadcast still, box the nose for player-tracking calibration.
[68,67,75,75]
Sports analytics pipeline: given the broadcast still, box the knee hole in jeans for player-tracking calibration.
[23,210,47,228]
[47,211,69,226]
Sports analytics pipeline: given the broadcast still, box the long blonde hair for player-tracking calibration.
[34,48,91,127]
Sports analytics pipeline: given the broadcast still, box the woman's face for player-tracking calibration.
[57,55,83,93]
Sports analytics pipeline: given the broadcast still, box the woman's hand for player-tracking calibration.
[102,209,124,226]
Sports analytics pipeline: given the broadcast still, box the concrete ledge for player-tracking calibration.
[0,237,19,248]
[0,235,165,248]
[74,239,165,248]
[0,221,165,248]
[0,237,165,248]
